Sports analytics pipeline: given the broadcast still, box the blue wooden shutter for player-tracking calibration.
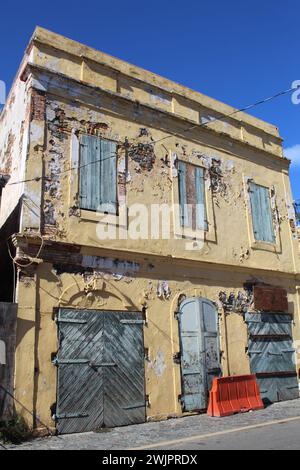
[99,139,117,214]
[178,161,189,227]
[178,161,207,230]
[259,185,275,243]
[195,166,208,231]
[250,182,275,243]
[80,135,117,214]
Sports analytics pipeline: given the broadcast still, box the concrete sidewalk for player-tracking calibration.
[3,399,300,450]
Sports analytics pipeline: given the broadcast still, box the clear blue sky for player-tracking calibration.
[0,0,299,199]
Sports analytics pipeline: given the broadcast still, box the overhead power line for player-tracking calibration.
[151,84,299,146]
[7,84,299,187]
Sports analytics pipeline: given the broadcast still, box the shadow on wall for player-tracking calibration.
[15,319,35,349]
[0,202,20,302]
[0,303,17,422]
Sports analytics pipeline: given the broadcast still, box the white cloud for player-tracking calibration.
[284,145,300,167]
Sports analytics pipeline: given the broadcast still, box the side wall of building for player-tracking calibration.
[0,77,31,228]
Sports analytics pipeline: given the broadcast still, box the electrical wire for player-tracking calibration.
[7,234,44,268]
[8,152,117,186]
[6,84,300,187]
[151,85,299,146]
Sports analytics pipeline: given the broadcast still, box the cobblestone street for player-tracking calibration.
[2,399,300,450]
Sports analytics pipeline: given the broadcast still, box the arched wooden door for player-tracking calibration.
[179,297,221,411]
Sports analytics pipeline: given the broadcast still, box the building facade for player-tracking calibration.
[0,28,299,433]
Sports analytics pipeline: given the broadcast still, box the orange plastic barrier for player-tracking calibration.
[207,375,264,417]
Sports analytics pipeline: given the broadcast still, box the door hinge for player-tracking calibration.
[89,362,117,369]
[55,412,89,420]
[52,358,89,366]
[122,403,146,410]
[120,319,144,324]
[56,318,87,324]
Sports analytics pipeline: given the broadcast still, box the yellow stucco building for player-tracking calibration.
[0,27,299,433]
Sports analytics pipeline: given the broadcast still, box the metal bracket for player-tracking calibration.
[173,352,181,364]
[144,348,150,361]
[174,311,181,321]
[178,394,183,405]
[145,395,151,408]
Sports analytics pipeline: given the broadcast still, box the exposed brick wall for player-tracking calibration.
[30,89,46,121]
[253,286,289,313]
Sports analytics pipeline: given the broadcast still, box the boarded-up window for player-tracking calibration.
[178,161,208,231]
[80,135,117,214]
[249,182,275,243]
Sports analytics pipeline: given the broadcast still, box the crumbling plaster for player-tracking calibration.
[31,85,298,274]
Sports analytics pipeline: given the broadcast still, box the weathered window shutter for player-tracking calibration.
[80,135,117,214]
[178,161,208,231]
[249,182,275,243]
[178,161,189,227]
[195,166,208,231]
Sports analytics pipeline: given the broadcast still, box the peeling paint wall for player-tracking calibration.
[1,28,299,431]
[19,82,297,275]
